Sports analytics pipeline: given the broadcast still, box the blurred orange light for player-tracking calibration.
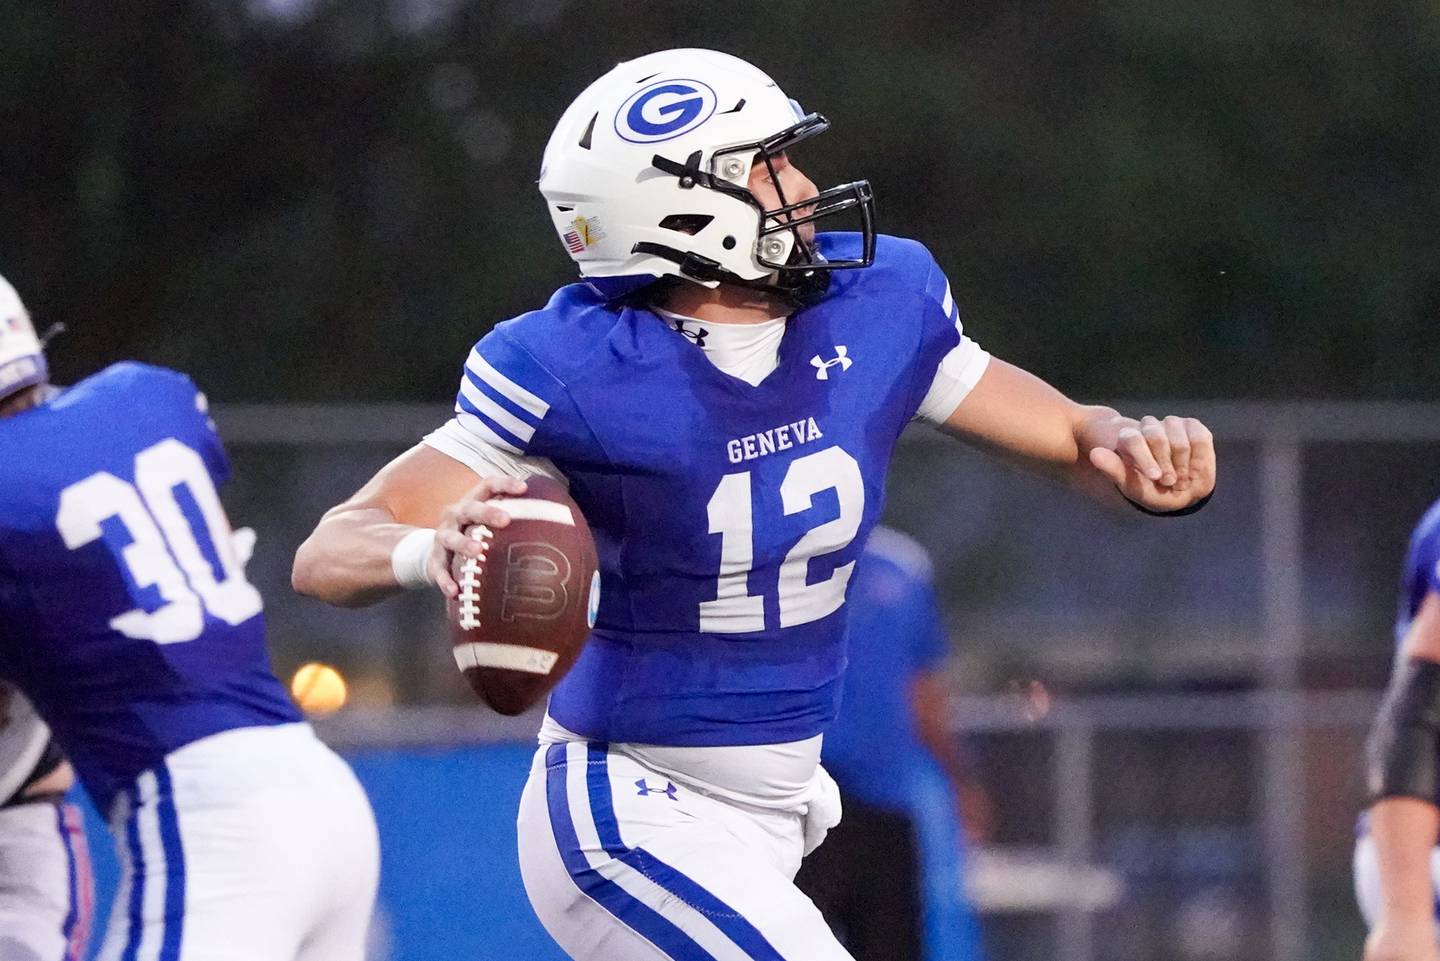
[290,662,348,718]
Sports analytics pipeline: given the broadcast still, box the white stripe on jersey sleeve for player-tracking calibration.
[423,418,567,484]
[466,349,551,419]
[453,411,524,455]
[458,377,537,444]
[915,336,991,426]
[941,281,954,320]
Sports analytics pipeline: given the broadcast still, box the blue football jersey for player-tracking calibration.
[1396,498,1440,644]
[450,233,964,746]
[821,527,948,813]
[0,362,299,810]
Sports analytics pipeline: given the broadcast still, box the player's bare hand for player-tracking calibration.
[427,476,528,597]
[1085,413,1216,513]
[1364,918,1440,961]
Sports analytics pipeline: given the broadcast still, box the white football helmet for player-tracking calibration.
[0,274,46,403]
[539,49,875,305]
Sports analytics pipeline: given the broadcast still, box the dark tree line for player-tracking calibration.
[2,0,1436,401]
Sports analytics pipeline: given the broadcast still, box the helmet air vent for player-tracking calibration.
[578,112,597,150]
[658,214,714,236]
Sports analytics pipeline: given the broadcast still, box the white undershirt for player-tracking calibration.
[653,309,789,387]
[422,310,991,805]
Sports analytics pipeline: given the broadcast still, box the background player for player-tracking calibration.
[0,683,92,961]
[796,527,986,961]
[1357,497,1440,961]
[293,49,1216,961]
[0,273,379,960]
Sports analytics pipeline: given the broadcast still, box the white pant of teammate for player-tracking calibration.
[518,741,854,961]
[0,799,93,961]
[97,723,379,961]
[1354,832,1440,930]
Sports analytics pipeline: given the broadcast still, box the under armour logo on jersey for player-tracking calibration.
[671,318,708,348]
[635,778,678,800]
[810,346,853,380]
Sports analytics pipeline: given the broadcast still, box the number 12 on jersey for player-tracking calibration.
[700,445,864,634]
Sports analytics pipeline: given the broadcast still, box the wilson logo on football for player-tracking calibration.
[613,79,717,144]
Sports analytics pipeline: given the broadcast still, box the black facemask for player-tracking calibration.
[636,113,877,308]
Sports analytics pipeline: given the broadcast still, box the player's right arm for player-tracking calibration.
[291,444,525,607]
[1364,589,1440,961]
[297,322,577,608]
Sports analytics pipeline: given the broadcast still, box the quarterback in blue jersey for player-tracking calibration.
[295,49,1217,961]
[0,275,378,960]
[1357,499,1440,961]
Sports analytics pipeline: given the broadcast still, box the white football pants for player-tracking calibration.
[517,741,854,961]
[0,800,93,961]
[96,723,379,961]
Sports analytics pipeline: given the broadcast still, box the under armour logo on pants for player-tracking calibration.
[635,779,678,800]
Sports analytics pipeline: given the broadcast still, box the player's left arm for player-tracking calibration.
[937,357,1216,513]
[911,669,993,841]
[1363,589,1440,961]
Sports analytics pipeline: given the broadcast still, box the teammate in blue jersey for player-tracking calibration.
[0,274,379,960]
[1357,499,1440,961]
[294,49,1217,961]
[796,527,985,961]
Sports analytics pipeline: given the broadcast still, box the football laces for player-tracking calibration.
[456,524,493,631]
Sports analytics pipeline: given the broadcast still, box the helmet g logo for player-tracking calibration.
[614,79,717,144]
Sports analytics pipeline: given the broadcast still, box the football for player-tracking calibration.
[446,475,600,715]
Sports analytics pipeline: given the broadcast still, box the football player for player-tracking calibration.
[796,527,984,961]
[0,683,92,961]
[0,274,379,960]
[293,49,1216,961]
[1357,497,1440,961]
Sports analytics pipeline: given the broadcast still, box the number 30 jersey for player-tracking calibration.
[437,233,975,747]
[0,362,299,810]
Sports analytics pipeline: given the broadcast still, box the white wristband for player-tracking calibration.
[390,528,437,590]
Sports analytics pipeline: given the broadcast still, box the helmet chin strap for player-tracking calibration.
[744,249,831,308]
[630,241,829,308]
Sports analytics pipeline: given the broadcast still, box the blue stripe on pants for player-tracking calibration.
[120,786,146,961]
[154,765,186,961]
[584,744,789,961]
[544,743,719,961]
[56,804,78,949]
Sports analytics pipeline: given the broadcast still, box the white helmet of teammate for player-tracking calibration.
[539,49,876,305]
[0,273,46,403]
